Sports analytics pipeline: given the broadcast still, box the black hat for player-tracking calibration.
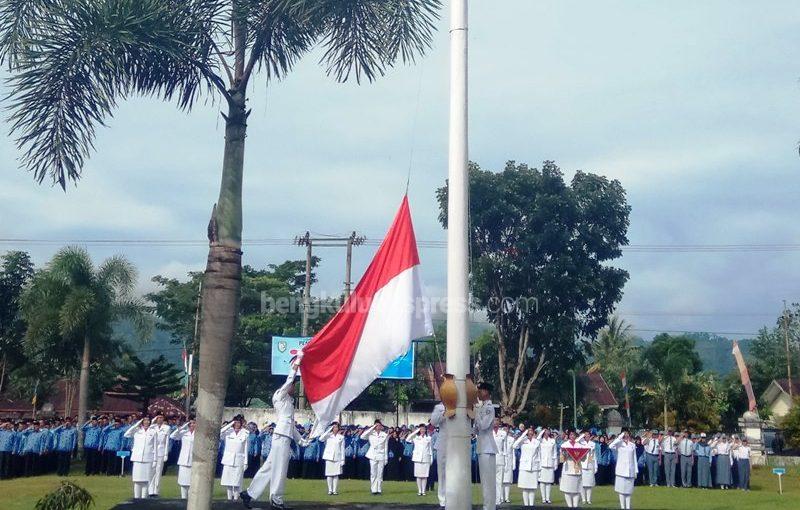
[477,382,493,392]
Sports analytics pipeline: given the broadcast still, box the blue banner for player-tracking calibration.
[270,336,414,379]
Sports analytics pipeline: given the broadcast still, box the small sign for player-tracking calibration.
[116,451,130,458]
[773,468,785,475]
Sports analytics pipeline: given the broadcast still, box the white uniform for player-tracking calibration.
[538,434,557,504]
[493,429,508,504]
[320,428,345,494]
[430,403,449,507]
[361,424,389,494]
[609,435,638,510]
[148,423,171,496]
[579,438,597,505]
[406,428,433,495]
[221,424,249,499]
[473,400,497,510]
[247,370,304,505]
[559,439,587,508]
[169,424,194,499]
[513,431,542,507]
[123,420,157,499]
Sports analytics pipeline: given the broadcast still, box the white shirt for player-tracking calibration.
[678,438,694,456]
[514,432,541,472]
[579,439,597,472]
[151,423,171,461]
[360,426,389,462]
[609,436,638,478]
[472,400,498,455]
[661,435,676,454]
[734,445,751,460]
[406,429,433,464]
[124,420,157,463]
[170,425,194,467]
[220,425,249,468]
[430,403,448,454]
[273,370,298,439]
[494,429,509,458]
[539,436,557,469]
[644,437,660,455]
[320,429,345,463]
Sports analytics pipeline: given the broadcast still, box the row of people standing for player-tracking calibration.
[0,417,78,478]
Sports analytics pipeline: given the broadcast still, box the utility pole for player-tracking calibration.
[558,403,568,433]
[572,370,578,430]
[444,1,471,509]
[784,300,793,397]
[294,232,365,409]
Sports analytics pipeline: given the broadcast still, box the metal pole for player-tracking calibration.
[783,301,793,398]
[345,232,354,299]
[302,234,312,337]
[572,370,577,430]
[444,1,470,509]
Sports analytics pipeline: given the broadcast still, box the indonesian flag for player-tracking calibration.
[300,196,433,436]
[732,340,757,412]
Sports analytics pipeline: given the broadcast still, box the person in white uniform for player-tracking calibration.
[492,420,509,505]
[513,427,542,507]
[501,425,515,503]
[242,367,305,509]
[148,414,171,497]
[406,423,433,496]
[429,401,450,507]
[221,416,250,500]
[579,431,597,505]
[170,419,195,499]
[609,429,638,510]
[320,422,346,495]
[538,428,557,504]
[361,419,389,495]
[474,382,498,510]
[559,431,587,508]
[123,416,157,499]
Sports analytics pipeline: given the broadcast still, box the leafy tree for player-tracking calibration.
[0,1,440,505]
[588,316,639,396]
[638,334,702,431]
[116,354,184,412]
[749,310,800,399]
[21,247,151,446]
[0,251,34,392]
[779,397,800,449]
[437,161,630,417]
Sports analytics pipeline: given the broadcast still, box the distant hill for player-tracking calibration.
[114,320,183,367]
[634,332,753,375]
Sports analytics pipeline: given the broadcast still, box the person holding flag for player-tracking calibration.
[559,431,589,508]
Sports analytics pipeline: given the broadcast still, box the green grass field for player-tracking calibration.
[2,465,799,510]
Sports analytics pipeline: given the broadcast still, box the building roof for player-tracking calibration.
[761,378,800,405]
[578,371,619,410]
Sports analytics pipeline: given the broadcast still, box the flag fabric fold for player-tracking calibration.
[299,196,433,436]
[732,340,757,412]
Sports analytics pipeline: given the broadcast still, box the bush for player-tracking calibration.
[35,481,94,510]
[779,398,800,449]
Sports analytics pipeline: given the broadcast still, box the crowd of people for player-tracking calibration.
[0,376,756,510]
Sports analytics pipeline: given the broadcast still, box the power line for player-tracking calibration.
[3,237,800,253]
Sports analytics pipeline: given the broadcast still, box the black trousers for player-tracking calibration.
[56,452,72,476]
[0,451,11,479]
[84,448,99,475]
[105,451,121,475]
[24,453,40,476]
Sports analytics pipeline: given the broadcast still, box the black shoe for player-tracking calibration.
[271,500,292,510]
[240,491,253,509]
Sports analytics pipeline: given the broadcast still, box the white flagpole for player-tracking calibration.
[445,1,471,510]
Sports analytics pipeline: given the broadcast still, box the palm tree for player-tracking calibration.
[21,247,151,448]
[0,2,440,506]
[588,316,636,374]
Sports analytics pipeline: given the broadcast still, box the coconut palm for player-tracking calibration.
[21,246,151,448]
[0,1,440,505]
[587,316,638,378]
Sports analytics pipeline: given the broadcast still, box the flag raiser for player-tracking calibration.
[298,196,433,436]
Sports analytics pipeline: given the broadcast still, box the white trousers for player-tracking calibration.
[133,482,148,499]
[247,434,291,504]
[495,457,505,504]
[540,483,552,503]
[370,459,386,493]
[180,486,189,499]
[437,451,447,507]
[581,487,593,503]
[479,454,497,510]
[149,458,165,495]
[618,494,632,509]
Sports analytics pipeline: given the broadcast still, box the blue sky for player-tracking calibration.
[2,1,800,340]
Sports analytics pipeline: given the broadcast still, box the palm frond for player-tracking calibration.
[97,254,137,297]
[5,0,221,188]
[58,287,96,335]
[114,297,155,342]
[0,0,67,66]
[381,0,439,64]
[48,246,95,287]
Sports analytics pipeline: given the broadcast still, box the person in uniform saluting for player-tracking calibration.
[406,423,433,496]
[123,416,157,499]
[169,419,195,499]
[221,416,250,500]
[513,426,542,507]
[320,422,346,495]
[608,429,637,510]
[361,419,390,495]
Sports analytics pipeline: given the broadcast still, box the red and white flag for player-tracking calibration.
[732,340,757,412]
[300,196,433,435]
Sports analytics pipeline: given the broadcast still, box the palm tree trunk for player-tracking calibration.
[77,334,91,449]
[663,397,668,432]
[187,90,246,510]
